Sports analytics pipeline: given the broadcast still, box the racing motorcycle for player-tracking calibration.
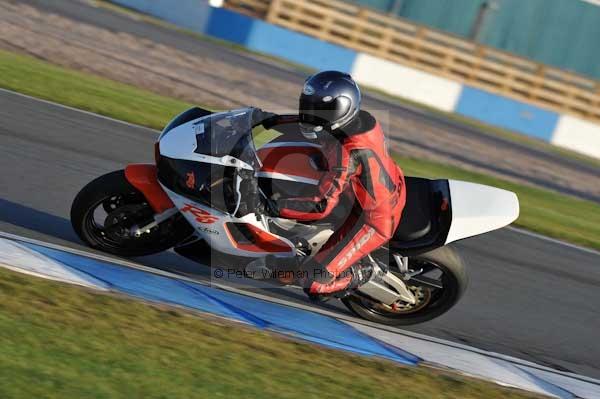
[71,107,519,325]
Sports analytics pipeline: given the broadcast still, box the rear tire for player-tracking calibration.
[71,170,192,257]
[342,246,468,325]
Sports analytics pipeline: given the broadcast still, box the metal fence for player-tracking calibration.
[223,0,600,123]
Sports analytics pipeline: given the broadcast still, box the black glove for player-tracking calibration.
[263,197,280,217]
[251,108,277,128]
[256,192,279,217]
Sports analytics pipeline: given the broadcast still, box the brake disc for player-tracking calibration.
[390,285,431,312]
[104,204,150,241]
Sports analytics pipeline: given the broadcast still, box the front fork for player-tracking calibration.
[124,164,175,213]
[130,207,180,237]
[124,164,179,236]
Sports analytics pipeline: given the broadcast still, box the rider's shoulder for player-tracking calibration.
[357,110,377,130]
[341,110,379,138]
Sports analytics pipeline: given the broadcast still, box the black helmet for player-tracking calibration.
[299,71,362,139]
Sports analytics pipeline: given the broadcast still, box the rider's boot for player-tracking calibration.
[345,262,374,291]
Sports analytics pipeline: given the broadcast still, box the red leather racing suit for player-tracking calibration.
[275,111,406,295]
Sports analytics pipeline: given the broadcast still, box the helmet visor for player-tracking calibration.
[299,95,350,127]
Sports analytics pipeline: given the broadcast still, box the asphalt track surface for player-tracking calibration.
[2,89,600,380]
[13,0,600,203]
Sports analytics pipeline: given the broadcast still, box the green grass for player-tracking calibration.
[1,49,600,250]
[0,267,543,399]
[0,50,192,130]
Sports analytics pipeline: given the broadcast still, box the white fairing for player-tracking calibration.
[159,110,254,170]
[161,185,296,257]
[445,180,519,244]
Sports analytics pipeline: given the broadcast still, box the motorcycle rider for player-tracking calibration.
[251,70,406,300]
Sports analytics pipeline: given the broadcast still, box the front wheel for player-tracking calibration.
[70,170,193,257]
[342,246,468,325]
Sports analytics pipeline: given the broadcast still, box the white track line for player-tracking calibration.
[507,226,600,256]
[0,88,159,133]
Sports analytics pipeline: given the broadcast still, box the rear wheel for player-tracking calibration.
[342,246,468,325]
[71,170,193,257]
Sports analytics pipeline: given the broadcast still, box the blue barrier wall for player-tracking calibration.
[112,0,211,34]
[247,19,357,73]
[206,8,356,72]
[205,7,253,45]
[455,86,559,141]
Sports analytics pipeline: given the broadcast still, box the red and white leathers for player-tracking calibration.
[274,111,406,295]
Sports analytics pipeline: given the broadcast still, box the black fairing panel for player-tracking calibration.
[157,156,258,216]
[257,132,325,200]
[258,178,320,199]
[388,177,452,256]
[160,107,212,138]
[394,178,433,242]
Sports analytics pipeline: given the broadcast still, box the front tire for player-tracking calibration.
[71,170,192,257]
[342,246,468,325]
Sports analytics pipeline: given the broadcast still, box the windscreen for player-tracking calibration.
[157,108,261,216]
[192,109,260,170]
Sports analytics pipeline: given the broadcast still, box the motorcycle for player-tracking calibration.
[71,107,519,325]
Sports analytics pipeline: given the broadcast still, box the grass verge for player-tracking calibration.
[1,49,599,250]
[0,267,543,399]
[0,50,192,130]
